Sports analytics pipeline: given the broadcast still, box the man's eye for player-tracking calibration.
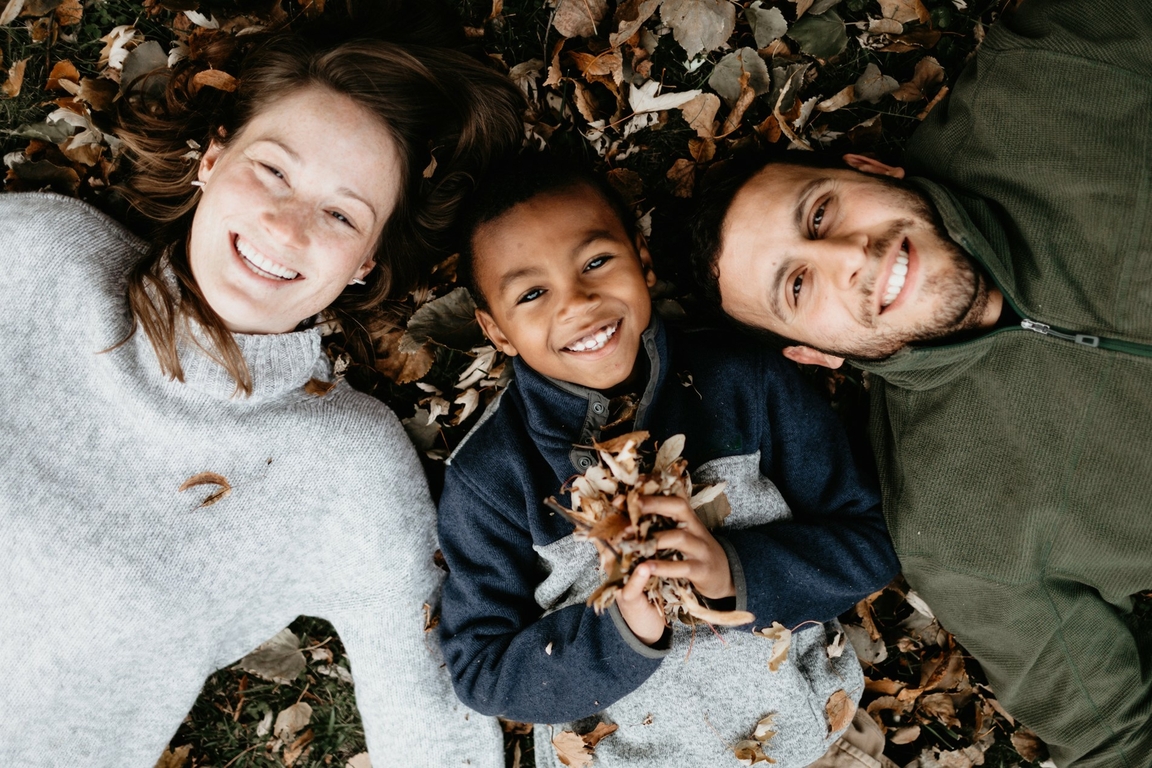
[792,272,804,303]
[812,201,827,237]
[585,255,611,271]
[517,288,545,304]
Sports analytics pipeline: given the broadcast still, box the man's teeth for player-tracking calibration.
[881,248,909,308]
[236,237,298,280]
[567,322,618,352]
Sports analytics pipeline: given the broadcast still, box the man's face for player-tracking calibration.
[716,161,994,361]
[472,185,656,391]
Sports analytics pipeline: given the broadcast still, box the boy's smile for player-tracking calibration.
[472,185,656,391]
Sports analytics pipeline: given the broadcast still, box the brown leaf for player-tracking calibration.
[572,81,600,123]
[274,702,313,743]
[77,77,117,112]
[666,158,696,198]
[191,68,238,93]
[678,93,720,139]
[178,471,232,508]
[865,678,906,695]
[569,50,623,88]
[500,718,534,735]
[582,722,618,748]
[345,754,371,768]
[46,59,79,91]
[610,0,660,48]
[1,57,28,99]
[755,622,791,672]
[660,0,735,60]
[916,84,949,120]
[552,730,593,768]
[891,56,945,102]
[880,27,941,53]
[917,692,960,728]
[53,0,80,25]
[304,377,337,397]
[889,725,920,744]
[878,0,929,24]
[1010,727,1046,761]
[544,38,565,88]
[816,85,855,113]
[720,69,756,137]
[283,728,315,767]
[552,0,608,39]
[606,168,643,205]
[153,745,191,768]
[825,690,855,735]
[375,330,435,385]
[593,430,650,454]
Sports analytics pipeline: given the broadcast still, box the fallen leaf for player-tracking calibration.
[53,0,80,25]
[552,0,608,39]
[77,77,118,112]
[582,722,618,748]
[854,63,898,103]
[256,710,273,737]
[890,725,920,744]
[746,2,787,48]
[401,287,484,353]
[755,622,791,672]
[153,744,191,768]
[917,692,960,728]
[891,57,944,102]
[1,58,28,99]
[237,628,306,684]
[346,754,372,768]
[375,330,435,385]
[878,0,929,24]
[843,623,888,665]
[552,730,593,768]
[282,728,314,767]
[304,377,337,396]
[826,630,847,658]
[825,690,855,735]
[815,84,855,112]
[666,158,695,198]
[178,471,232,508]
[273,702,313,743]
[0,0,24,26]
[191,68,238,93]
[1010,727,1046,761]
[46,60,79,91]
[609,0,661,47]
[660,0,735,60]
[677,92,720,138]
[708,47,770,106]
[787,9,847,59]
[629,79,701,114]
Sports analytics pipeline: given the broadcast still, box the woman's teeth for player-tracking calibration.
[235,236,298,280]
[566,322,618,352]
[881,247,909,308]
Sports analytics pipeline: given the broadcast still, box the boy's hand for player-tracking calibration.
[616,561,667,646]
[639,495,736,600]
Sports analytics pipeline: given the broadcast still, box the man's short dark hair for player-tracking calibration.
[686,150,865,348]
[458,150,635,312]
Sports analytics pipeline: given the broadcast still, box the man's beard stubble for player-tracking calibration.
[818,180,995,362]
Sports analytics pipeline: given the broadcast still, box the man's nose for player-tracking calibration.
[812,234,869,290]
[260,198,310,248]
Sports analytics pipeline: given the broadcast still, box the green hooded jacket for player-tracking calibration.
[853,2,1152,765]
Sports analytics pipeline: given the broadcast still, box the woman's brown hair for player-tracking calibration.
[115,17,523,395]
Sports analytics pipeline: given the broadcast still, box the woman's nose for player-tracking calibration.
[260,198,310,248]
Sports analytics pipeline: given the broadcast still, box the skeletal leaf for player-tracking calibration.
[238,628,306,684]
[178,472,232,508]
[825,689,855,734]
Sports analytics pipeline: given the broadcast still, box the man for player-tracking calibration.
[689,1,1152,766]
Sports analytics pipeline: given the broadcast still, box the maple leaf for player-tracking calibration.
[178,471,232,508]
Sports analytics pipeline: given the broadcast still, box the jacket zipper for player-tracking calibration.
[1019,318,1152,358]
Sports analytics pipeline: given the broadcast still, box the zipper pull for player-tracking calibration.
[1020,319,1100,347]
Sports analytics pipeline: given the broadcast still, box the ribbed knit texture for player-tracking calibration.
[0,193,502,768]
[853,2,1152,766]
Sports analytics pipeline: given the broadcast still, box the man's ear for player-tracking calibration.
[198,139,226,184]
[636,234,657,288]
[476,309,519,358]
[782,345,845,369]
[842,153,906,180]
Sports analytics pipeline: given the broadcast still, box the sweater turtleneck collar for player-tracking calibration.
[174,325,327,403]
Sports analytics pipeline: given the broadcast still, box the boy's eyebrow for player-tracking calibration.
[496,229,625,294]
[499,266,544,293]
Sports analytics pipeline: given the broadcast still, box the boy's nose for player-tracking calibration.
[557,283,601,320]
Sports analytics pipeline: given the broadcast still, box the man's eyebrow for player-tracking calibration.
[793,176,829,234]
[769,258,795,322]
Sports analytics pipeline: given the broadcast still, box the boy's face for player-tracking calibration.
[473,185,656,391]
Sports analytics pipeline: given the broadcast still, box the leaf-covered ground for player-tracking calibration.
[4,1,1150,766]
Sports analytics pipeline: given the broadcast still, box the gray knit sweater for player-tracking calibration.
[0,193,501,768]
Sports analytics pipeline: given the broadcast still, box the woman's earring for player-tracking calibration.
[191,180,205,188]
[349,278,367,286]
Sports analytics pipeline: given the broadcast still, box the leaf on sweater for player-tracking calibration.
[734,712,778,764]
[153,744,191,768]
[345,753,372,768]
[304,377,337,396]
[826,630,846,659]
[754,622,791,672]
[178,472,232,508]
[237,628,306,684]
[825,689,855,735]
[552,722,618,767]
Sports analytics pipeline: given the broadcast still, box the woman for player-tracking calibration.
[0,13,521,768]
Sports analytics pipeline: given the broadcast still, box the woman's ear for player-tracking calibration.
[198,140,225,185]
[476,309,518,357]
[636,235,657,289]
[842,153,906,179]
[782,345,845,369]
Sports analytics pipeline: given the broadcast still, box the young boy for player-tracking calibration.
[437,153,900,768]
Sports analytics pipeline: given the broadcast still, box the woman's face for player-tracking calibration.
[190,85,403,334]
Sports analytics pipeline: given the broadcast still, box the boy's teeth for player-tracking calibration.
[236,236,298,280]
[566,322,618,352]
[881,249,909,308]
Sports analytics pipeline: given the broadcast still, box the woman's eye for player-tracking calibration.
[585,255,611,271]
[792,272,804,303]
[812,201,827,237]
[328,211,353,228]
[262,163,285,181]
[518,288,545,304]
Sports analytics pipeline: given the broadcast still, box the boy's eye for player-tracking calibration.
[585,255,611,271]
[517,288,545,304]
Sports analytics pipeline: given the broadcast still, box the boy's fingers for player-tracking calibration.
[644,560,694,581]
[651,529,708,560]
[638,495,701,530]
[623,563,651,600]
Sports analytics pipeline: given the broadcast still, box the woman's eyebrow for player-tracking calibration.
[794,176,829,233]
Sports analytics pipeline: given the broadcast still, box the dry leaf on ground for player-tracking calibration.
[346,753,372,768]
[273,702,313,743]
[660,0,735,60]
[552,0,608,39]
[153,744,191,768]
[237,628,306,684]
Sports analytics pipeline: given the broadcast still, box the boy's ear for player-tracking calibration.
[636,234,657,289]
[782,345,845,369]
[842,153,906,179]
[476,309,519,358]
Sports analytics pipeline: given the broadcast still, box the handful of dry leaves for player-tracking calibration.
[547,430,754,628]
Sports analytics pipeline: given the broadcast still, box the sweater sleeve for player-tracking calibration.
[437,463,665,724]
[319,417,505,768]
[723,355,900,627]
